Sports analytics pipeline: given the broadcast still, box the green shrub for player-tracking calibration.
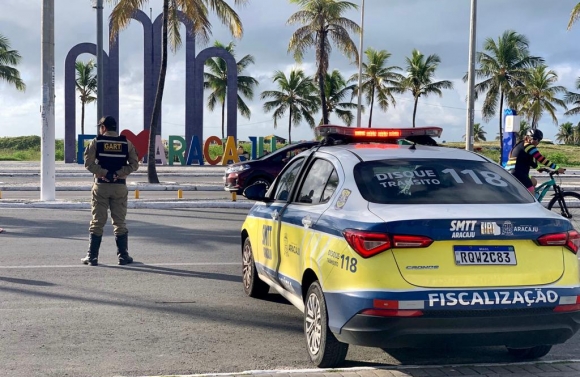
[0,136,41,150]
[207,144,224,162]
[545,152,569,165]
[477,149,500,164]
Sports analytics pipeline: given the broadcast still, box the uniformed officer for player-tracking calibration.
[82,115,139,266]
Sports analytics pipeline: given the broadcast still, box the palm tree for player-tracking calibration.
[287,0,360,125]
[464,30,543,159]
[0,33,25,91]
[349,47,403,128]
[323,70,358,126]
[516,65,567,129]
[394,49,453,128]
[556,122,575,145]
[567,3,580,30]
[517,119,531,142]
[75,60,97,136]
[463,123,487,142]
[204,41,259,139]
[261,69,320,143]
[564,77,580,119]
[107,0,248,183]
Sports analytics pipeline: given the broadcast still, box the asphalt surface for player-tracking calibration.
[3,162,580,376]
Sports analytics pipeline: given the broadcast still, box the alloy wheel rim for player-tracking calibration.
[242,244,252,290]
[305,292,322,355]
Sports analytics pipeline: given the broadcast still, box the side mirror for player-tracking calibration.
[243,183,270,201]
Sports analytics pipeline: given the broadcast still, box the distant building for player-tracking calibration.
[264,135,287,144]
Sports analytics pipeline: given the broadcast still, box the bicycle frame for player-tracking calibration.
[535,172,572,218]
[535,177,556,202]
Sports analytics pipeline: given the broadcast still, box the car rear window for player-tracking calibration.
[353,158,534,204]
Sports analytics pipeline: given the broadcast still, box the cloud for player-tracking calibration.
[2,0,580,145]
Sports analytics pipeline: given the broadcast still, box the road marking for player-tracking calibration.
[0,262,238,269]
[121,359,580,377]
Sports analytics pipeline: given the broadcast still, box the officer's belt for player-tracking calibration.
[95,178,126,184]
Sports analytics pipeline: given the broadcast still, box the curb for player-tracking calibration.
[0,199,254,210]
[0,185,224,192]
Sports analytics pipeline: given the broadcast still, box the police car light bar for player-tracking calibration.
[316,125,443,139]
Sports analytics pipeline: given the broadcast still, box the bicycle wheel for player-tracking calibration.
[547,192,580,231]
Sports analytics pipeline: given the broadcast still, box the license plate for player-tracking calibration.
[454,246,516,266]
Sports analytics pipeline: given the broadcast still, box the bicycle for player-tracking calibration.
[535,170,580,230]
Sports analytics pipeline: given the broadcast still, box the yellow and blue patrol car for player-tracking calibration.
[240,125,580,368]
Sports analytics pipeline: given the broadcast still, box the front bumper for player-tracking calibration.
[336,308,580,349]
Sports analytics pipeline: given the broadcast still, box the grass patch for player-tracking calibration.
[442,141,580,167]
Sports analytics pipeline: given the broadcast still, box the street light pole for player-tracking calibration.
[465,0,477,151]
[95,0,104,119]
[41,0,55,201]
[356,0,365,128]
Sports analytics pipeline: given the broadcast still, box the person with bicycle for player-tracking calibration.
[506,129,565,194]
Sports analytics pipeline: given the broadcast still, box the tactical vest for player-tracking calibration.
[95,135,129,184]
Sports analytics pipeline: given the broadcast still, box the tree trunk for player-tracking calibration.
[318,70,328,125]
[81,100,85,135]
[368,87,375,128]
[318,35,329,125]
[499,91,504,164]
[412,96,419,128]
[147,0,168,184]
[288,107,292,144]
[221,100,226,139]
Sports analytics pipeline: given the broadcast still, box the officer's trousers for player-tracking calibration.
[89,182,128,236]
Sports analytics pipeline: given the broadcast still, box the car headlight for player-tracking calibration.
[226,164,251,174]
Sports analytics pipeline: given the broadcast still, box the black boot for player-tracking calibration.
[81,234,102,266]
[116,233,133,265]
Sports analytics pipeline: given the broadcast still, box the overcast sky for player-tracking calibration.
[2,0,580,143]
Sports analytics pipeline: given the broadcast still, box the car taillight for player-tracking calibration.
[554,295,580,312]
[359,299,424,317]
[342,229,433,258]
[537,230,580,254]
[392,235,434,248]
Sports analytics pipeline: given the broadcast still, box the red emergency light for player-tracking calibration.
[315,125,443,140]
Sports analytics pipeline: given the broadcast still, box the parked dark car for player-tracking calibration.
[224,141,319,195]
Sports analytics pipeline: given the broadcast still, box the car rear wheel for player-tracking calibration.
[506,345,552,359]
[242,238,269,298]
[304,281,348,367]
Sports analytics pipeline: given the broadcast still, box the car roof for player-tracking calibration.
[315,143,488,162]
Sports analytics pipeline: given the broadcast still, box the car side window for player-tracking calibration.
[297,159,337,205]
[320,169,339,204]
[274,158,305,201]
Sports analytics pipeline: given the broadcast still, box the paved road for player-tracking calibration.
[1,208,580,377]
[2,162,580,376]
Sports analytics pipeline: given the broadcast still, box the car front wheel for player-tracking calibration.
[507,345,552,359]
[304,281,348,367]
[242,238,269,298]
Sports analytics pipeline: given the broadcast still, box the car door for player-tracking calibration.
[259,157,307,285]
[277,156,341,298]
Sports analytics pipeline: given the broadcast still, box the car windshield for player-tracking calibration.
[354,158,534,204]
[257,142,316,162]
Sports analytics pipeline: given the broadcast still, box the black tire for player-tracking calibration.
[247,177,271,189]
[242,238,269,298]
[304,281,348,368]
[507,345,552,359]
[547,191,580,231]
